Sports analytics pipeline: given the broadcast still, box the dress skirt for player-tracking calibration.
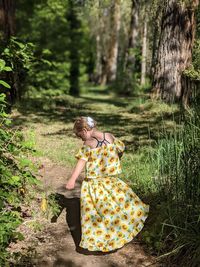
[79,176,149,252]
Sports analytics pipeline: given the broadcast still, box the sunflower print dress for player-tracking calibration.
[75,137,149,252]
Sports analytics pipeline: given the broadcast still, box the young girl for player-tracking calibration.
[66,116,149,252]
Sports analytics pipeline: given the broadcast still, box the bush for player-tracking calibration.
[150,106,200,266]
[0,60,40,265]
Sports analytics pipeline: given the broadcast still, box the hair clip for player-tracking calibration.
[87,116,94,128]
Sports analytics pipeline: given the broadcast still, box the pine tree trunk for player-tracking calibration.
[141,19,147,85]
[152,0,199,103]
[106,0,121,83]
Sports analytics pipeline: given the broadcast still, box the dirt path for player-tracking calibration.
[9,92,171,266]
[27,158,159,267]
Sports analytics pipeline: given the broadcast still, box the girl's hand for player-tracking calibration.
[66,178,75,190]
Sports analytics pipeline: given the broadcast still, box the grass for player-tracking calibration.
[11,86,200,266]
[11,87,182,259]
[12,86,180,186]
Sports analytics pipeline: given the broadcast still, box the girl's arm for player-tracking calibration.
[66,159,86,190]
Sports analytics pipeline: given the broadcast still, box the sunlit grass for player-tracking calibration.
[12,87,180,193]
[28,122,79,167]
[12,86,200,265]
[12,86,188,264]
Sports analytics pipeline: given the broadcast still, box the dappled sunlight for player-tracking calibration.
[1,0,199,265]
[12,91,181,156]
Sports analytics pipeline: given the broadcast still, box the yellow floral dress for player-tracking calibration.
[75,137,149,252]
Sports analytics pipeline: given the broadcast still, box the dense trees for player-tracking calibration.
[0,0,198,104]
[1,0,200,265]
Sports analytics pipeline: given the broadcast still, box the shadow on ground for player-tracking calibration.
[11,93,181,153]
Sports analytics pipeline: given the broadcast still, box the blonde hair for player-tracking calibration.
[73,116,97,134]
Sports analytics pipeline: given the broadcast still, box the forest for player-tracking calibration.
[0,0,200,266]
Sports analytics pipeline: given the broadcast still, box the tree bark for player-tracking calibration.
[0,0,15,42]
[117,0,139,94]
[94,33,102,83]
[106,0,121,83]
[0,0,16,106]
[150,1,163,78]
[141,18,147,85]
[125,0,139,69]
[93,0,104,84]
[67,0,81,96]
[152,0,199,104]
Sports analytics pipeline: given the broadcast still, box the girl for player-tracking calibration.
[66,116,149,252]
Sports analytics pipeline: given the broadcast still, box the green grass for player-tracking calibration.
[12,87,180,189]
[12,86,200,266]
[11,86,187,264]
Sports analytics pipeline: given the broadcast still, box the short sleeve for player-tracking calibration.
[75,146,90,161]
[114,138,125,153]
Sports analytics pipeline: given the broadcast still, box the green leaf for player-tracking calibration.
[0,59,5,71]
[13,231,25,241]
[3,48,10,56]
[4,119,12,126]
[12,39,25,49]
[8,176,21,186]
[19,158,32,167]
[3,67,12,72]
[0,80,11,89]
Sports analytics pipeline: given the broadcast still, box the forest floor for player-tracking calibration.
[9,87,180,267]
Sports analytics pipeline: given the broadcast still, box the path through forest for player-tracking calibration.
[33,157,158,267]
[9,90,175,266]
[8,156,159,267]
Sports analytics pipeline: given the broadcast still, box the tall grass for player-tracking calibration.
[151,107,200,266]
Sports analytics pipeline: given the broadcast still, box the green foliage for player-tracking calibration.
[0,59,12,90]
[0,60,40,265]
[183,40,200,81]
[148,107,200,265]
[1,38,35,99]
[2,38,35,71]
[114,43,151,96]
[123,95,200,265]
[16,0,84,96]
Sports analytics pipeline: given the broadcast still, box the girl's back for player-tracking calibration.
[66,116,149,253]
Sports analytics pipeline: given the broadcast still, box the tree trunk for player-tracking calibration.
[0,0,16,106]
[125,0,139,69]
[141,18,147,85]
[117,0,139,94]
[150,1,163,78]
[67,0,81,96]
[152,0,199,103]
[106,0,121,83]
[94,33,102,83]
[0,0,15,43]
[92,0,101,84]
